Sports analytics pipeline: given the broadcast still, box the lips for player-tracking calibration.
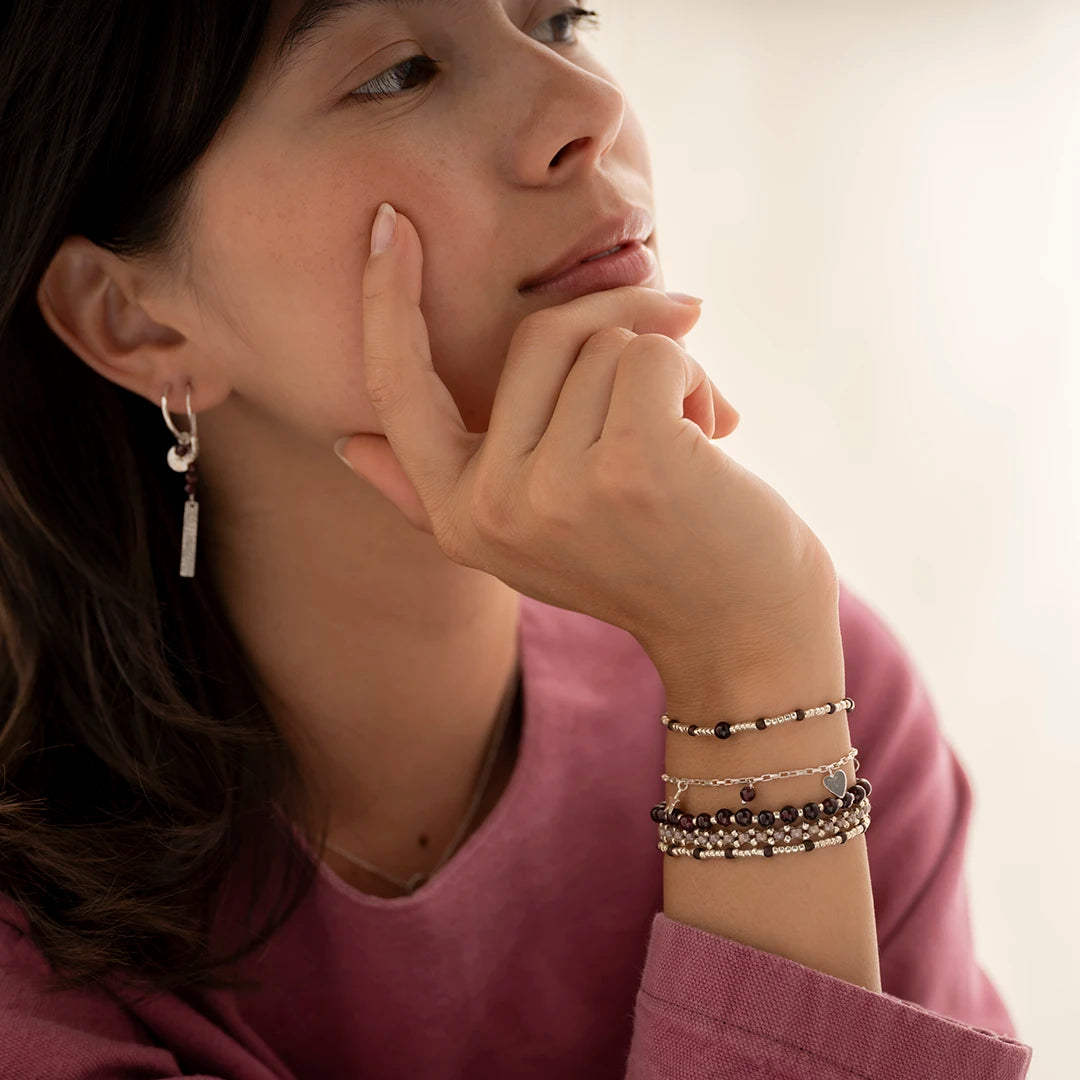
[518,205,655,292]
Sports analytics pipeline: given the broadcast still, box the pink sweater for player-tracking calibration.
[0,583,1033,1079]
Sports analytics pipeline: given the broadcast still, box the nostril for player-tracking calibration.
[551,136,588,168]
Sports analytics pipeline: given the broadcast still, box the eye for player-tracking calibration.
[533,5,602,46]
[347,6,603,104]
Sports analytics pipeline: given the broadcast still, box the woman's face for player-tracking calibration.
[161,0,661,441]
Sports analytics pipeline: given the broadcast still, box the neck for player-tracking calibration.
[194,395,523,863]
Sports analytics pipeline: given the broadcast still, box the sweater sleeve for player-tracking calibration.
[0,915,234,1080]
[622,583,1034,1080]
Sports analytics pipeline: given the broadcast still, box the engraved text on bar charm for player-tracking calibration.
[180,498,199,578]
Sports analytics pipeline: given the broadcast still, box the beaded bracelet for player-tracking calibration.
[658,799,873,855]
[659,796,872,848]
[661,696,855,740]
[659,808,871,859]
[651,777,873,834]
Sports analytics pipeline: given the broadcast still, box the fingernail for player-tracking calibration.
[370,202,398,255]
[665,291,704,305]
[333,436,354,470]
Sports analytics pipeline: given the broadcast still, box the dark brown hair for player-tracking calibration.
[0,0,332,1006]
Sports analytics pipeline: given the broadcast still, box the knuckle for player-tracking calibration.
[622,331,678,358]
[584,325,635,352]
[364,366,408,413]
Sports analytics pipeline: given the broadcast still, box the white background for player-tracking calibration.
[591,3,1078,1076]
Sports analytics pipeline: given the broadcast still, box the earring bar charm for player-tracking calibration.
[180,497,198,578]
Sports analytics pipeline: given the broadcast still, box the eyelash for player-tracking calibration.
[347,6,602,104]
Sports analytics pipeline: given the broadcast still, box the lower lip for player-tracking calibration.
[520,238,657,299]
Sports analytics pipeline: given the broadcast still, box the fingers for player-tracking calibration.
[355,203,480,515]
[712,385,741,438]
[537,326,635,454]
[679,344,717,438]
[600,333,713,448]
[486,286,704,462]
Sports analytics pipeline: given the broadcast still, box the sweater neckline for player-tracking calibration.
[282,595,536,911]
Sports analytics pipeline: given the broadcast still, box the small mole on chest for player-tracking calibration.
[417,834,429,848]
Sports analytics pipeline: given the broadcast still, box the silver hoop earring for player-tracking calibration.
[160,382,200,579]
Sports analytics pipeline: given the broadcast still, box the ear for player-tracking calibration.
[35,235,231,412]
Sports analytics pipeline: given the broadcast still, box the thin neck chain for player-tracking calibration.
[323,662,522,896]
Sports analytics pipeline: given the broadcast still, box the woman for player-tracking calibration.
[0,2,1033,1077]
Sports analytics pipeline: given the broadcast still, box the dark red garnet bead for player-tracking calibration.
[756,810,775,828]
[734,808,753,827]
[686,724,698,736]
[694,813,712,830]
[851,785,866,805]
[841,791,855,809]
[762,845,774,857]
[858,778,873,796]
[650,804,665,822]
[739,785,755,803]
[714,722,731,739]
[678,813,695,830]
[779,805,799,824]
[803,803,820,820]
[691,848,704,859]
[822,797,839,815]
[175,443,189,456]
[714,808,733,826]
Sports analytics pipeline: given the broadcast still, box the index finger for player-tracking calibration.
[359,202,479,504]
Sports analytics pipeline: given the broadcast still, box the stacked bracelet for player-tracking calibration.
[653,695,867,865]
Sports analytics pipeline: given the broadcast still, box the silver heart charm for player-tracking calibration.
[823,770,848,798]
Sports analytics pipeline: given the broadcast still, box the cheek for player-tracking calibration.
[197,155,523,439]
[415,288,527,436]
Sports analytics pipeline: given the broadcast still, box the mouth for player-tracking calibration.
[518,205,656,293]
[517,235,658,301]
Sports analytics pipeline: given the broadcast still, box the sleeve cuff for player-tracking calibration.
[635,912,1032,1080]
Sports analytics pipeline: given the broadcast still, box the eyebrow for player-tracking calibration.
[268,0,466,87]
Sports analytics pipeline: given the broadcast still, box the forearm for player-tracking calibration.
[658,617,882,993]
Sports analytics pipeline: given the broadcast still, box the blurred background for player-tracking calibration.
[590,2,1078,1076]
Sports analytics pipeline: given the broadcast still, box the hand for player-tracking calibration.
[338,205,836,674]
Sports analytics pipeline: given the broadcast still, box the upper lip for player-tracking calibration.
[518,205,655,291]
